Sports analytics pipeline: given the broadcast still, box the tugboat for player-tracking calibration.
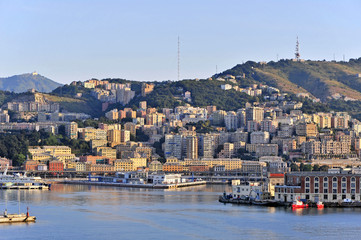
[317,201,324,209]
[292,199,308,209]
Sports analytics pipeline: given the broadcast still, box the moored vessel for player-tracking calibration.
[0,165,50,190]
[0,208,36,223]
[317,201,324,208]
[292,200,308,209]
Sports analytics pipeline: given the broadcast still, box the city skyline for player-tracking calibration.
[0,0,360,84]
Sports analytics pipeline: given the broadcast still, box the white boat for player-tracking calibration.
[0,165,50,190]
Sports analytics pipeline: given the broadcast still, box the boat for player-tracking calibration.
[0,165,50,190]
[317,201,324,208]
[292,200,308,209]
[0,207,36,223]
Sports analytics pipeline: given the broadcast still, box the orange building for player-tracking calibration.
[79,155,114,165]
[49,161,64,175]
[162,163,183,172]
[24,160,38,171]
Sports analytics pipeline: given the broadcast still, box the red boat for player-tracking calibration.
[317,201,324,208]
[292,200,308,209]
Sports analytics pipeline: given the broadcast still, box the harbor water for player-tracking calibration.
[1,184,361,239]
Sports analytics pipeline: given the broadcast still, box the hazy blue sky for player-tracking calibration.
[0,0,360,84]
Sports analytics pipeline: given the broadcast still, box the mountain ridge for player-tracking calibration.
[0,72,62,93]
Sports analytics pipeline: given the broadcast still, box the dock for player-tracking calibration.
[0,185,49,190]
[62,180,207,189]
[219,195,361,208]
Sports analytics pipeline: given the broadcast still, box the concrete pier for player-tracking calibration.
[62,180,207,189]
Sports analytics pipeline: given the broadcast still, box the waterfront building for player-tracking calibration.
[275,169,361,203]
[114,159,133,171]
[149,160,163,172]
[24,160,38,171]
[49,161,64,173]
[79,155,112,165]
[75,162,91,172]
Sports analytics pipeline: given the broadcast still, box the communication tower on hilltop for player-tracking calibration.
[178,36,180,81]
[295,36,300,61]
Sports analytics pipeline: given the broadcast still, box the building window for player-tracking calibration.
[324,195,328,200]
[315,183,319,188]
[351,177,356,182]
[333,189,337,193]
[324,189,328,193]
[315,177,319,182]
[351,183,356,188]
[333,177,337,182]
[333,195,337,200]
[306,195,309,200]
[306,183,310,188]
[324,182,328,188]
[342,183,346,188]
[342,177,346,182]
[352,195,356,200]
[342,194,346,199]
[306,189,310,193]
[305,177,310,182]
[324,177,328,182]
[315,189,319,193]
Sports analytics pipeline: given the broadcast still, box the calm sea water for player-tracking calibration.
[1,184,361,240]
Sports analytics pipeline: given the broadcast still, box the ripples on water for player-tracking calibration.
[1,184,361,240]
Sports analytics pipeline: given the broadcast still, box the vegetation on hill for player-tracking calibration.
[0,73,62,93]
[216,58,361,101]
[105,79,258,112]
[51,86,103,117]
[0,129,90,166]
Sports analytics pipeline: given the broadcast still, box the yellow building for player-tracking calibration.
[80,127,107,141]
[129,157,147,170]
[96,147,117,159]
[76,162,92,172]
[149,160,163,172]
[114,159,133,171]
[185,158,242,171]
[108,129,121,147]
[28,146,74,164]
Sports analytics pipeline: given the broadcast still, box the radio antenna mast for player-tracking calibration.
[178,36,180,81]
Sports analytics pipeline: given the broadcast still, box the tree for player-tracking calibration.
[290,163,299,171]
[312,164,320,171]
[13,153,26,167]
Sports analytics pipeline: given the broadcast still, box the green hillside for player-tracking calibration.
[217,58,361,101]
[0,73,62,93]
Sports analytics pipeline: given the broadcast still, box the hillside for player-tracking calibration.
[216,58,361,101]
[0,72,62,93]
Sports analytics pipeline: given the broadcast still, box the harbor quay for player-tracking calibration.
[62,179,207,189]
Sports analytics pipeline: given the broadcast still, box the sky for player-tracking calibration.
[0,0,360,84]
